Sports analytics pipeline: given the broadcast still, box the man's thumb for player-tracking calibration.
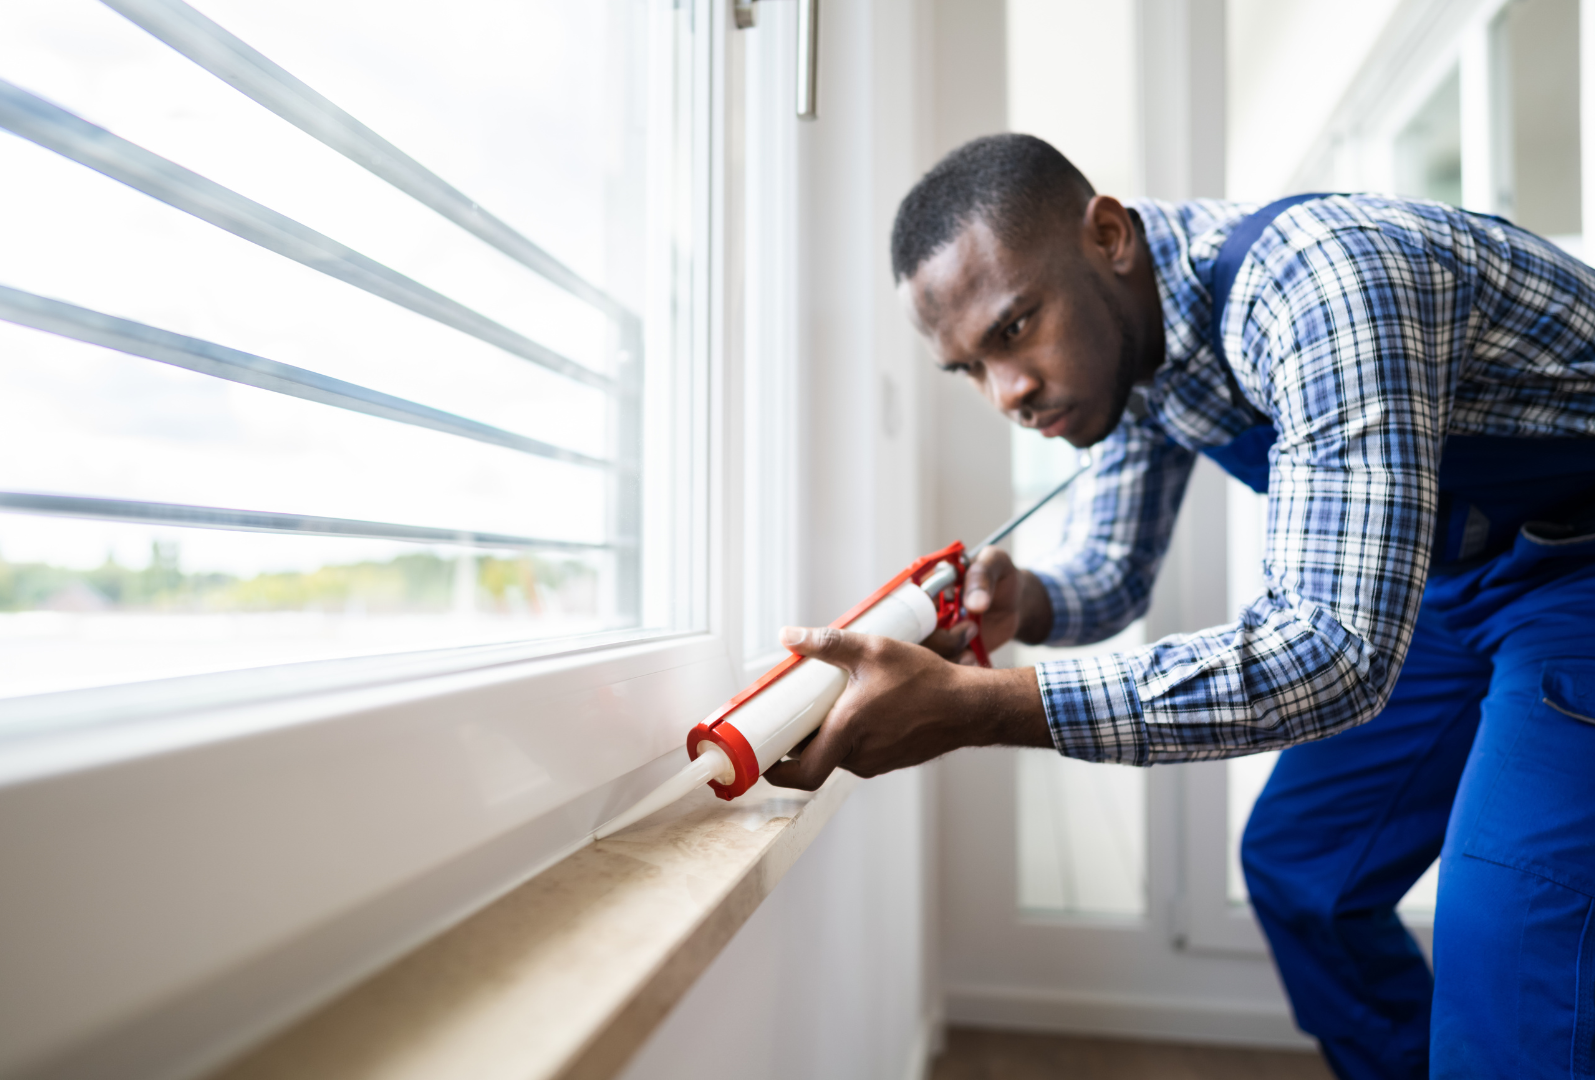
[779,625,861,667]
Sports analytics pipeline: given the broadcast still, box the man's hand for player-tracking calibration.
[761,625,1053,791]
[924,547,1056,663]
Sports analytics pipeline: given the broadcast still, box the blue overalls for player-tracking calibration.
[1204,197,1595,1079]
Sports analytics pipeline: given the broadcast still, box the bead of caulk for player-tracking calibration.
[593,742,735,840]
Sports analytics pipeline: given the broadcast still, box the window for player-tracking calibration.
[1492,0,1582,243]
[0,5,725,1077]
[0,0,705,702]
[1016,714,1147,917]
[1376,0,1582,242]
[1394,65,1463,205]
[1011,426,1148,919]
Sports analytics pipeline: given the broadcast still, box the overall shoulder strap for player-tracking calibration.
[1208,193,1328,417]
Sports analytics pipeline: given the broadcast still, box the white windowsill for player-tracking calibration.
[1,629,740,1080]
[204,772,859,1080]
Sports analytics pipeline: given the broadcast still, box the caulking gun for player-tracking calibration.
[594,454,1092,839]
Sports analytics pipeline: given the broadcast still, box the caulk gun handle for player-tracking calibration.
[966,625,992,667]
[954,551,994,668]
[920,554,993,668]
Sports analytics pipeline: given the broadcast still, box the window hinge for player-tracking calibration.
[732,0,820,121]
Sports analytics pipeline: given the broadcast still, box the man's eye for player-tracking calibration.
[1003,315,1029,341]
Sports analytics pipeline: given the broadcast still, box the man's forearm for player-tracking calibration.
[766,628,1057,792]
[969,665,1054,749]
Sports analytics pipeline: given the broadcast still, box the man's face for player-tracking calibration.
[900,198,1162,448]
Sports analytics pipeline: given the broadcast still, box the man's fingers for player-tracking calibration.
[762,712,850,791]
[923,623,976,659]
[964,547,1014,614]
[964,562,992,613]
[766,627,894,788]
[762,758,825,790]
[778,625,871,670]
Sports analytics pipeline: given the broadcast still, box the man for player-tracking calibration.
[763,134,1595,1079]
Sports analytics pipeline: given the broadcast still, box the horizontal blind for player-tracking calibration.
[0,0,699,699]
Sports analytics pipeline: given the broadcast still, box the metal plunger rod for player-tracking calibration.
[972,452,1093,553]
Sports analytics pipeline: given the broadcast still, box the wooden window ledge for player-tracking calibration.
[210,772,860,1080]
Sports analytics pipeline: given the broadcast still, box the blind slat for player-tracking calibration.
[0,492,626,552]
[0,284,613,471]
[101,0,640,334]
[0,79,617,395]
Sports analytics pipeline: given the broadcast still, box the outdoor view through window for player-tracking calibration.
[0,0,702,700]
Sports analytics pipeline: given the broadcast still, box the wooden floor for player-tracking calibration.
[929,1027,1335,1080]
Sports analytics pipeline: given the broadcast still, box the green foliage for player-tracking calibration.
[0,543,592,615]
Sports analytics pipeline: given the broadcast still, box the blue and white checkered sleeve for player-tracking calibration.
[1029,417,1195,648]
[1037,225,1445,765]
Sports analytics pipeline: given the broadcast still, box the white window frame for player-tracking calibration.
[0,5,801,1079]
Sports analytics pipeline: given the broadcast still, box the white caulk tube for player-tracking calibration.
[595,577,943,838]
[733,580,940,773]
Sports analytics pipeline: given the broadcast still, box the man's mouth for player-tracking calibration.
[1033,409,1072,438]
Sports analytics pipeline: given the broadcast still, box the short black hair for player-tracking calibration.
[890,133,1095,283]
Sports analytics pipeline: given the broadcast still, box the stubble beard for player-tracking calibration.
[1081,274,1145,445]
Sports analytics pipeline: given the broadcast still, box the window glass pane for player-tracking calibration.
[1394,65,1463,207]
[0,0,701,702]
[0,103,610,455]
[1226,749,1280,904]
[1016,636,1147,918]
[1011,427,1148,917]
[1495,0,1582,242]
[184,0,652,300]
[0,523,607,699]
[1,323,604,542]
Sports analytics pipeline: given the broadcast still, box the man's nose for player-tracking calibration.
[989,361,1040,416]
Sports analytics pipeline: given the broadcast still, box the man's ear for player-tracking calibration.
[896,277,930,336]
[1081,195,1136,275]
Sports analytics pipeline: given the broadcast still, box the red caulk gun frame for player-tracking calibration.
[685,451,1092,801]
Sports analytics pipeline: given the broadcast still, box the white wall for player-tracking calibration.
[1006,0,1139,198]
[922,0,1014,554]
[618,775,930,1080]
[1006,0,1415,202]
[1226,0,1405,199]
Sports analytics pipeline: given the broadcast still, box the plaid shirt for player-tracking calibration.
[1033,195,1595,765]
